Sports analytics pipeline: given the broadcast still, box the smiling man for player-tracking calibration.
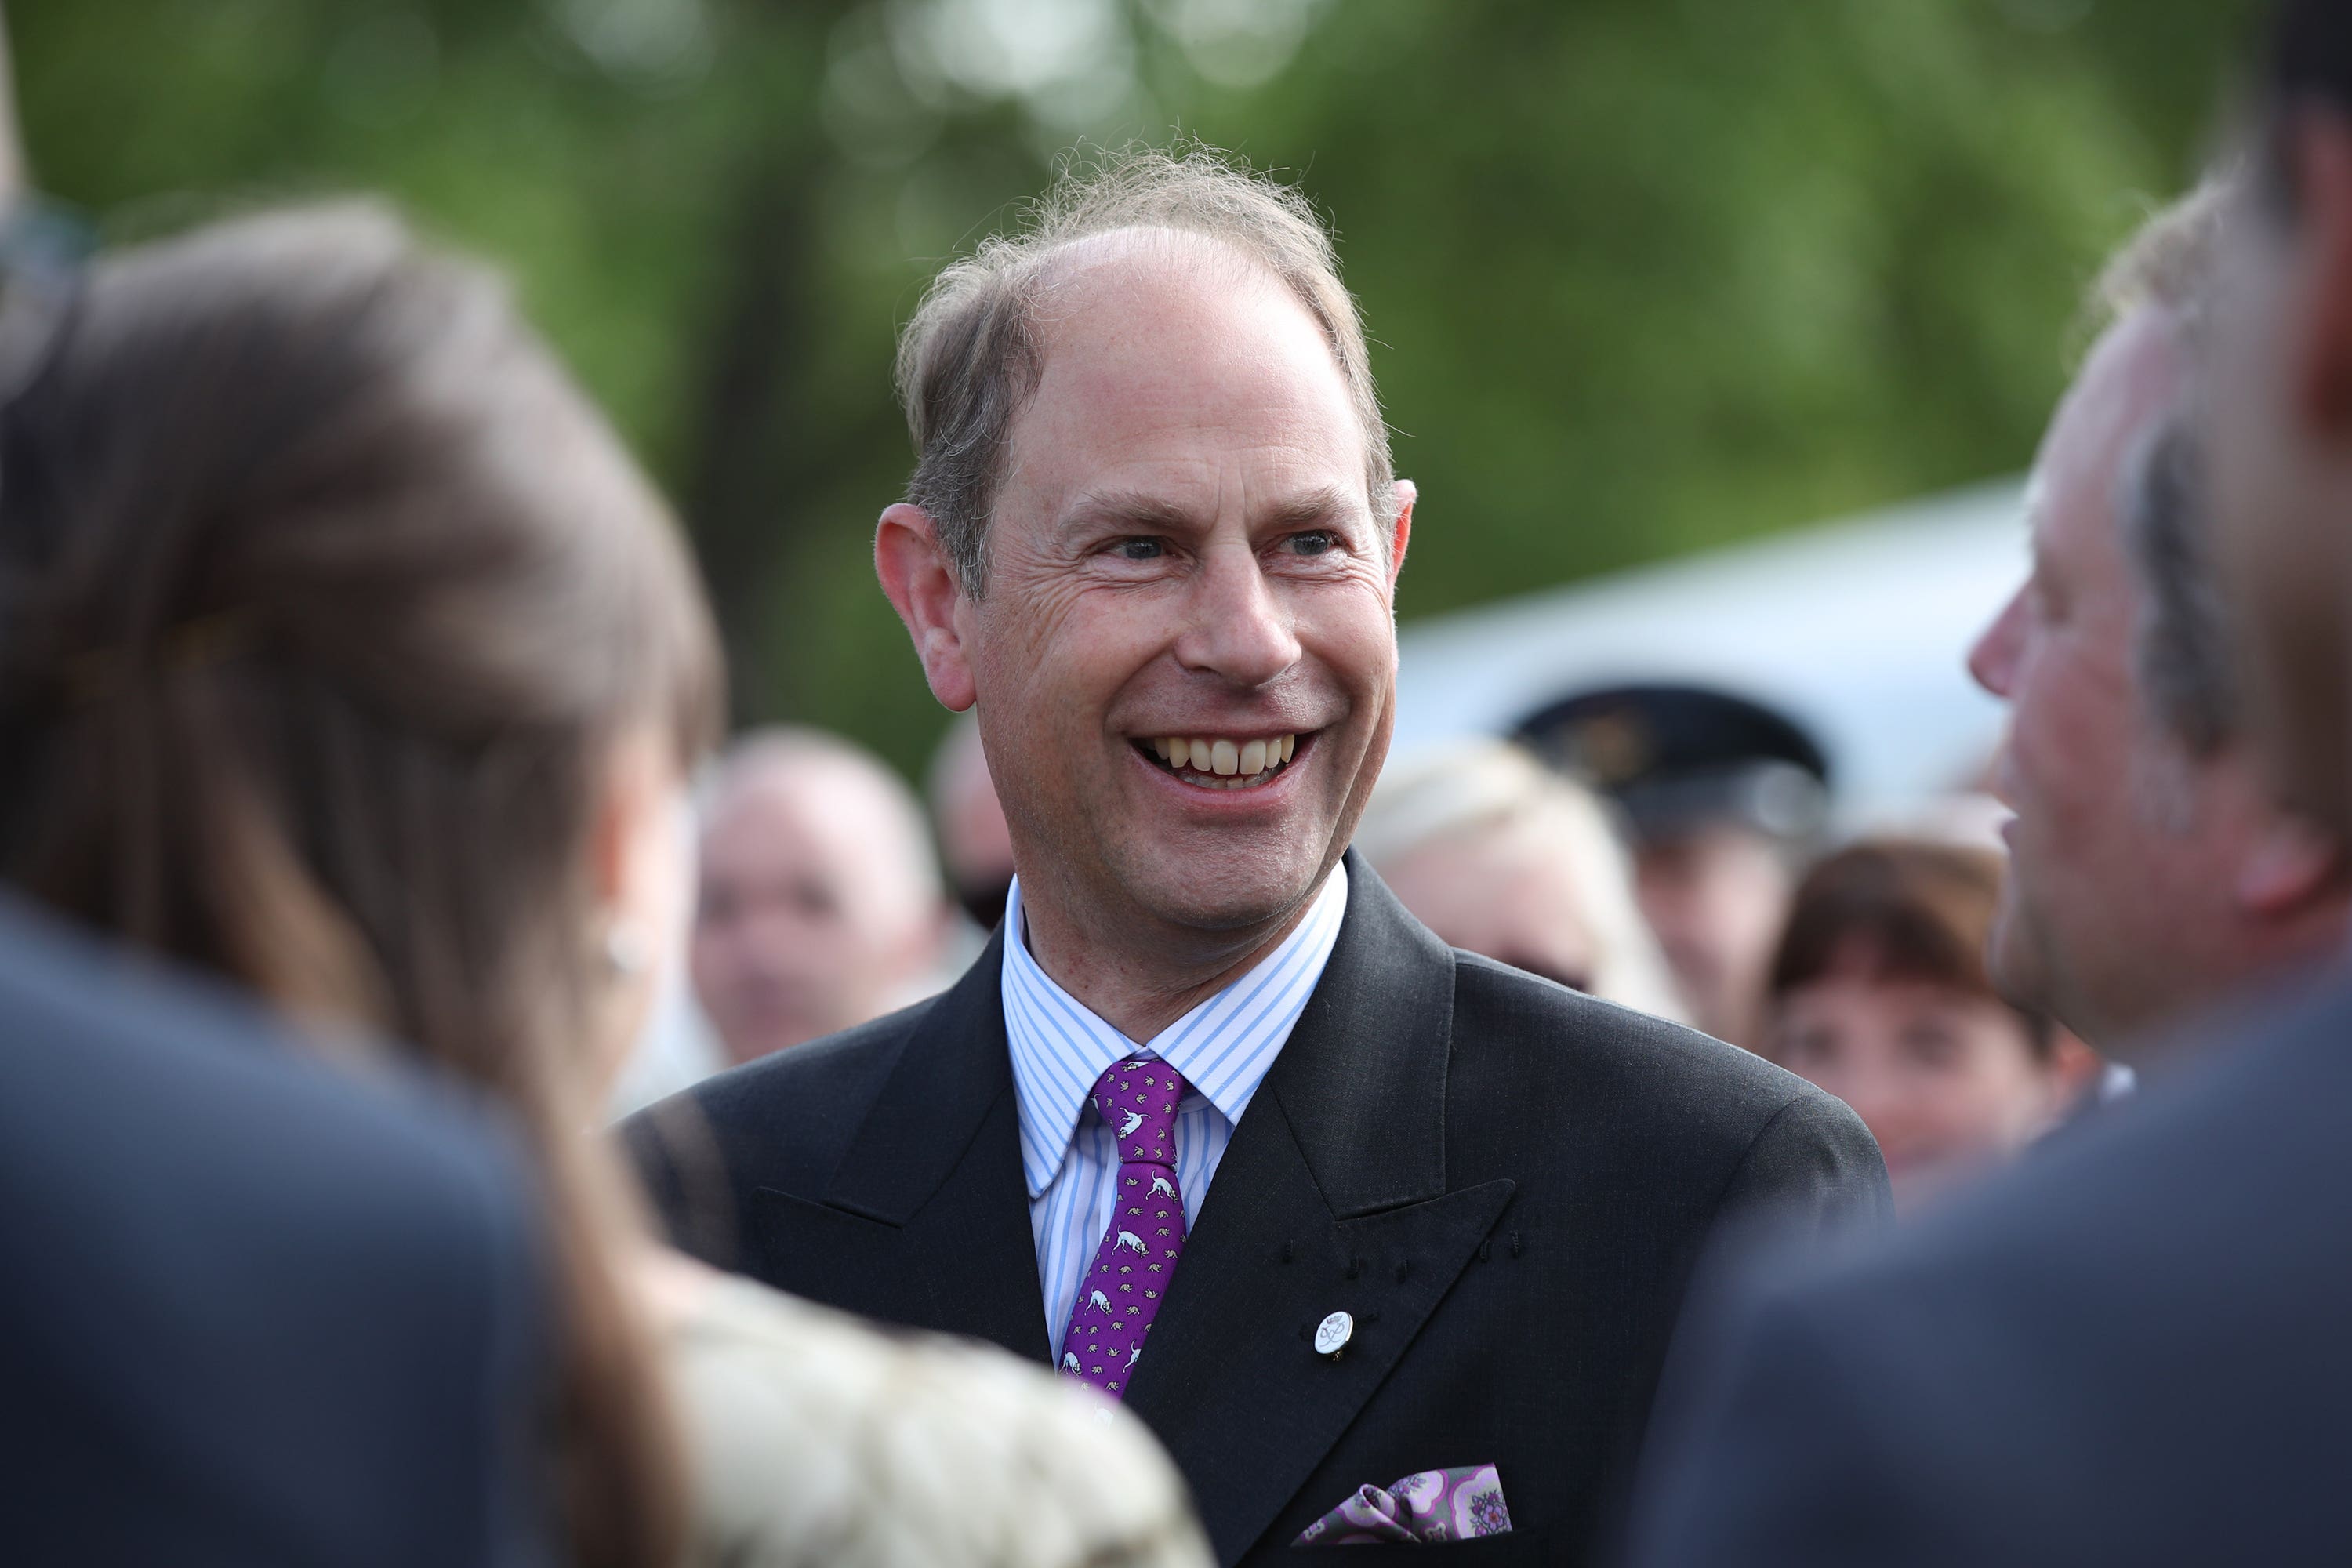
[629,147,1886,1566]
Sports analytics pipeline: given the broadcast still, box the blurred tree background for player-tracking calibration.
[11,0,2257,777]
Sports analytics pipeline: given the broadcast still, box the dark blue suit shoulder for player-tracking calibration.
[1449,949,1850,1143]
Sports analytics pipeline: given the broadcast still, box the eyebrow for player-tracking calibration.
[1059,490,1200,536]
[1057,483,1359,538]
[1260,484,1358,532]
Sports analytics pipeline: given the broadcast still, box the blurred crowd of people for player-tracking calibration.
[677,675,2113,1218]
[13,2,2352,1566]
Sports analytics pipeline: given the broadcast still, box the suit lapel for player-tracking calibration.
[1123,856,1515,1565]
[747,929,1052,1363]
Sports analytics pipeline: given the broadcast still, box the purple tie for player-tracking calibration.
[1058,1057,1190,1399]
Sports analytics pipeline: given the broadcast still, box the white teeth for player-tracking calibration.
[1145,734,1300,785]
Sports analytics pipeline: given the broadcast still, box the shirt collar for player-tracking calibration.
[999,863,1350,1200]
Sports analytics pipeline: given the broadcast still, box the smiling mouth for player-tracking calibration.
[1136,732,1304,791]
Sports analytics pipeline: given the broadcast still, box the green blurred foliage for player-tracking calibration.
[10,0,2256,778]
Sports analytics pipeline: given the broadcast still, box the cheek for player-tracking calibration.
[979,587,1161,727]
[1301,583,1399,688]
[2006,652,2119,820]
[1924,1047,2050,1141]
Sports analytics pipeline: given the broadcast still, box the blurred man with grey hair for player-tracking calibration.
[1962,178,2348,1070]
[1624,152,2352,1566]
[635,144,1881,1566]
[690,727,949,1066]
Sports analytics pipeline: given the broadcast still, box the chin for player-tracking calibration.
[1984,894,2048,1015]
[1129,844,1332,935]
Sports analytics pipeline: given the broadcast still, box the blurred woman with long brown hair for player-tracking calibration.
[0,203,1206,1567]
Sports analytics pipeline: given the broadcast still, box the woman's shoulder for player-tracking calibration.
[652,1257,1210,1568]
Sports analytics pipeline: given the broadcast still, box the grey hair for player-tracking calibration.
[893,143,1396,593]
[2124,416,2236,757]
[2094,178,2241,756]
[2090,174,2235,343]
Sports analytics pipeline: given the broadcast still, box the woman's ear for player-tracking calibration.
[590,730,659,913]
[583,729,691,1093]
[877,503,978,712]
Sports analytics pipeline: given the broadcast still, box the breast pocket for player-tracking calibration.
[1289,1528,1549,1563]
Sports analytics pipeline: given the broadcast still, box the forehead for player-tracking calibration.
[2031,308,2184,557]
[704,762,879,860]
[1004,234,1370,514]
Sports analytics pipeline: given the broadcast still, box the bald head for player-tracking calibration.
[690,728,946,1065]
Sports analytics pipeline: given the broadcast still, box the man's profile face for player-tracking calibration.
[961,237,1406,939]
[1966,309,2193,1036]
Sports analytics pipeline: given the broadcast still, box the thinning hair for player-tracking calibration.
[2092,178,2241,757]
[894,143,1395,593]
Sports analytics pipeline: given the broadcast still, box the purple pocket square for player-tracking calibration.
[1292,1464,1512,1547]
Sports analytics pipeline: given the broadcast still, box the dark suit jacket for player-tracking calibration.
[628,856,1886,1566]
[0,895,547,1568]
[1621,967,2352,1568]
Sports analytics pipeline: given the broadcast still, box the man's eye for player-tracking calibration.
[1112,537,1165,561]
[1286,531,1338,557]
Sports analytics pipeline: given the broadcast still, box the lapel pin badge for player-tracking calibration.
[1314,1309,1354,1361]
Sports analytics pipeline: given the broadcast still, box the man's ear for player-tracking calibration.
[1386,479,1417,588]
[876,503,978,712]
[2288,111,2352,439]
[2234,808,2347,919]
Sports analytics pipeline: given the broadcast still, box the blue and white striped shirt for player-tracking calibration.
[1001,865,1349,1360]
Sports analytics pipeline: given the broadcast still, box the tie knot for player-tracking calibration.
[1091,1058,1189,1167]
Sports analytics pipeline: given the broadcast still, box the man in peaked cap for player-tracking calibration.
[1517,684,1831,1047]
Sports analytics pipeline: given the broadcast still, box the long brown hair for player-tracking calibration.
[0,203,720,1566]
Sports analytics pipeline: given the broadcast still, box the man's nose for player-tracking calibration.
[1173,547,1303,688]
[1968,586,2025,701]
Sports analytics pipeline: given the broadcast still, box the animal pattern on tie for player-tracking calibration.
[1058,1057,1190,1401]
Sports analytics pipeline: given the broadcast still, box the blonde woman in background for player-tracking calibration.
[1356,742,1684,1020]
